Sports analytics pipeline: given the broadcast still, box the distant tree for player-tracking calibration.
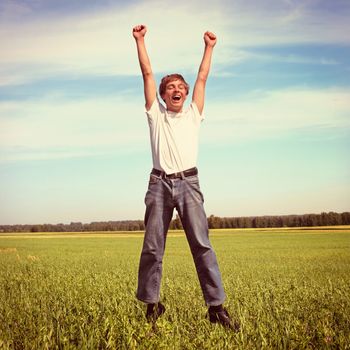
[1,211,349,233]
[173,214,183,230]
[30,225,40,233]
[341,212,350,225]
[208,215,222,229]
[328,212,341,225]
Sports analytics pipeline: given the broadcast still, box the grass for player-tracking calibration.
[0,228,349,349]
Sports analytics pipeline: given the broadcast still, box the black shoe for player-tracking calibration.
[208,306,240,332]
[146,302,165,322]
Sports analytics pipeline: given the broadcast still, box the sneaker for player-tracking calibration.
[146,302,165,322]
[208,306,240,332]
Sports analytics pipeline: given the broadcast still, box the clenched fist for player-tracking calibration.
[132,25,147,40]
[204,31,217,47]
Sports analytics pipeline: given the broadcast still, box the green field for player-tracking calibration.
[0,228,349,349]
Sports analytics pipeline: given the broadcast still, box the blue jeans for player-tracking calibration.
[136,171,226,306]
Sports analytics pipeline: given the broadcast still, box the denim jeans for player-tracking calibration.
[136,171,226,306]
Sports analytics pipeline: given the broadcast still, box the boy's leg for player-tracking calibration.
[176,176,226,306]
[136,175,174,303]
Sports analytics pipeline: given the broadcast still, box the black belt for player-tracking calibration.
[151,167,198,179]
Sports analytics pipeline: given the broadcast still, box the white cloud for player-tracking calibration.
[1,0,349,86]
[1,87,349,162]
[226,0,350,46]
[0,94,149,162]
[0,0,230,86]
[203,87,350,143]
[0,0,33,19]
[1,1,349,161]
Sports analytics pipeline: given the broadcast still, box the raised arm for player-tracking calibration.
[192,31,217,115]
[132,25,157,111]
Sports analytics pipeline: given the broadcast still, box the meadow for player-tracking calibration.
[0,228,349,349]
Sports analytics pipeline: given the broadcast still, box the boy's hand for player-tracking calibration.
[204,31,217,47]
[133,25,147,40]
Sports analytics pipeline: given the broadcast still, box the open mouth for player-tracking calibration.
[172,95,181,102]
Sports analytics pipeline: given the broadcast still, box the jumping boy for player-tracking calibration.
[132,24,239,330]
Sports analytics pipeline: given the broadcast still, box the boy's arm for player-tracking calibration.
[192,31,217,115]
[132,25,157,111]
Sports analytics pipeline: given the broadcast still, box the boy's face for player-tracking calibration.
[161,79,188,113]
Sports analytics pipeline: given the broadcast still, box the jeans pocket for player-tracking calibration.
[149,174,160,185]
[185,176,204,203]
[185,175,200,185]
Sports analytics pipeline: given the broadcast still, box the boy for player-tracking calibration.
[132,24,239,330]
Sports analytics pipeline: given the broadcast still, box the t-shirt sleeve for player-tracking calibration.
[145,95,164,121]
[190,101,205,123]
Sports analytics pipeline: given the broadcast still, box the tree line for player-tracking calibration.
[0,212,349,233]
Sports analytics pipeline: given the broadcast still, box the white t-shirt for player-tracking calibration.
[146,96,204,174]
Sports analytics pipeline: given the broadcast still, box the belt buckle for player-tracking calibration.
[165,171,186,179]
[176,171,185,179]
[165,171,179,179]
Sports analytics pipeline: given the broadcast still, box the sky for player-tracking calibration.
[1,0,349,225]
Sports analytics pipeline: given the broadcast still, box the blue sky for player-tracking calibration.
[1,0,349,225]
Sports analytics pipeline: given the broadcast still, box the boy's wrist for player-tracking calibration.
[135,37,145,43]
[204,44,214,50]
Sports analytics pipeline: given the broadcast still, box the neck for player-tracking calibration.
[166,106,182,113]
